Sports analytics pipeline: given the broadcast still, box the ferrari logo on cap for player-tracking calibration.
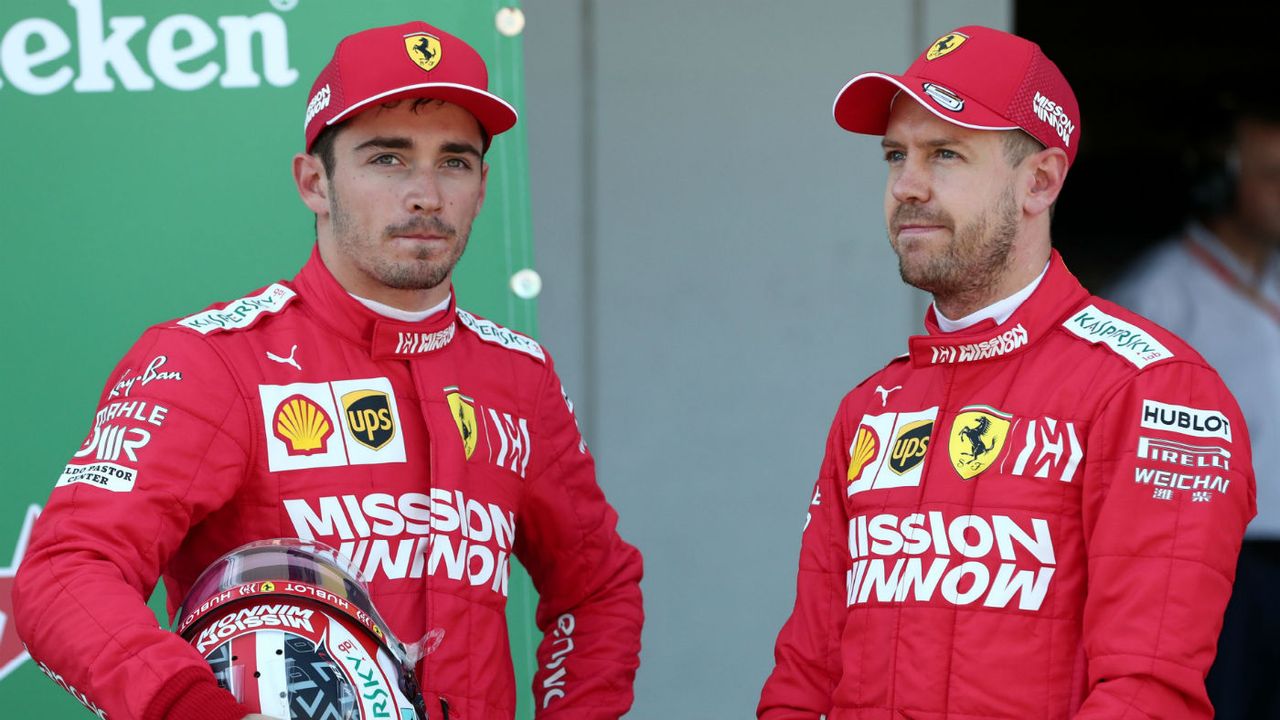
[926,32,968,61]
[445,387,478,460]
[405,32,442,72]
[949,406,1011,479]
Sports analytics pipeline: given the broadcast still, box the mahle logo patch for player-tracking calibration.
[445,386,478,460]
[342,390,395,451]
[405,32,442,72]
[926,32,968,61]
[949,406,1012,479]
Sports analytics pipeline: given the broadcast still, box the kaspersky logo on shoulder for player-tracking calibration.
[0,0,298,95]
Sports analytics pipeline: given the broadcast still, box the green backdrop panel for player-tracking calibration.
[0,1,539,717]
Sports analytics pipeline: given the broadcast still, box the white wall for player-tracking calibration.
[523,1,1012,715]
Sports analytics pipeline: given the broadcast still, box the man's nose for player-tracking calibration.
[890,160,931,204]
[405,168,444,213]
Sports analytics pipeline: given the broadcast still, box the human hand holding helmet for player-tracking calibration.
[176,539,428,720]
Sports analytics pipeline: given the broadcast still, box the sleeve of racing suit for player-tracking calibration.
[1074,360,1256,719]
[513,357,644,719]
[756,405,850,719]
[13,326,253,720]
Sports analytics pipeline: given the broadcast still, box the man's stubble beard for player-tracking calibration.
[892,185,1020,301]
[329,183,471,291]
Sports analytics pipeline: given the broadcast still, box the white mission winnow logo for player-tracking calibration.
[0,0,298,95]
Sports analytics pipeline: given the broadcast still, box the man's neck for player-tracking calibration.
[933,248,1051,321]
[935,259,1051,331]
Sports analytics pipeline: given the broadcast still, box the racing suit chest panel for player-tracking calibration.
[169,300,536,626]
[835,336,1107,718]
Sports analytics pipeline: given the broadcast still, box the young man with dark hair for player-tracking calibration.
[15,21,643,720]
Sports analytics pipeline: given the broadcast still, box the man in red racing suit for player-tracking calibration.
[758,26,1254,719]
[13,20,642,720]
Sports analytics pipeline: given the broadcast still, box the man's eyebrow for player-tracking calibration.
[880,137,970,149]
[353,136,414,152]
[441,141,483,159]
[351,137,483,159]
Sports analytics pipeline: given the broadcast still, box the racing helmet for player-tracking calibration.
[174,538,426,720]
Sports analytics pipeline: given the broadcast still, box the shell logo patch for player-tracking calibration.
[949,406,1012,479]
[847,407,939,497]
[273,395,334,456]
[405,32,442,72]
[848,425,879,483]
[926,32,968,61]
[260,379,407,472]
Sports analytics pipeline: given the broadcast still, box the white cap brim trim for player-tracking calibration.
[326,81,518,129]
[834,72,1018,133]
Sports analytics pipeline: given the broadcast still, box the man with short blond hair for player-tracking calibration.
[759,26,1254,719]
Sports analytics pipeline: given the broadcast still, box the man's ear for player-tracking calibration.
[293,152,330,217]
[1023,147,1069,217]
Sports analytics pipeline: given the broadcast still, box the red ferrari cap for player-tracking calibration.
[303,21,518,152]
[833,26,1080,165]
